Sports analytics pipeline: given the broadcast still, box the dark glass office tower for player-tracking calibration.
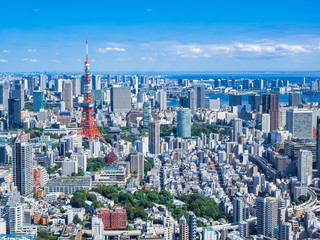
[262,94,279,131]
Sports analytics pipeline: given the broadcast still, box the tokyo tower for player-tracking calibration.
[77,41,106,143]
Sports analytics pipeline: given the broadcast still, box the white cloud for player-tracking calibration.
[0,59,8,62]
[27,49,36,52]
[22,58,39,62]
[174,41,310,58]
[2,50,9,53]
[96,47,126,53]
[141,57,153,61]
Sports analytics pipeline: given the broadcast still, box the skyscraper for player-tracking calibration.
[289,92,301,107]
[231,118,242,142]
[111,86,131,113]
[14,83,24,110]
[263,94,279,131]
[39,74,47,91]
[248,94,261,111]
[188,90,196,114]
[72,77,81,97]
[63,80,73,111]
[33,90,44,112]
[286,109,313,139]
[8,98,21,129]
[13,141,33,196]
[280,222,293,240]
[239,221,249,238]
[157,90,167,111]
[195,84,205,108]
[229,94,242,107]
[188,211,197,240]
[130,152,144,179]
[177,108,191,138]
[0,83,9,110]
[148,122,160,155]
[92,75,101,90]
[233,197,244,223]
[256,196,278,238]
[179,215,188,240]
[317,117,320,175]
[298,150,313,185]
[143,101,151,128]
[9,204,23,234]
[261,113,270,134]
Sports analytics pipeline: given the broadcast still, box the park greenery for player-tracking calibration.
[70,189,104,209]
[293,195,309,206]
[91,184,225,222]
[87,157,106,172]
[144,157,153,174]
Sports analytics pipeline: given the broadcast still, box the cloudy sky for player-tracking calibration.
[1,0,320,72]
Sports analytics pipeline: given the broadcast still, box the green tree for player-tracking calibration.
[37,231,49,240]
[73,214,83,225]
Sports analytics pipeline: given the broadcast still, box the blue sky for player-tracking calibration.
[1,0,320,72]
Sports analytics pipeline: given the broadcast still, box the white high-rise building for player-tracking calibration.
[39,74,47,91]
[158,90,167,111]
[62,159,78,176]
[298,150,313,185]
[72,77,81,97]
[286,109,313,139]
[208,98,220,111]
[164,220,175,240]
[135,137,149,155]
[262,113,270,134]
[90,140,100,158]
[9,204,23,235]
[202,227,218,240]
[0,218,6,235]
[63,80,73,111]
[280,222,293,240]
[92,216,104,237]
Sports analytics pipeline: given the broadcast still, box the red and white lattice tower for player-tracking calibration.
[77,41,106,143]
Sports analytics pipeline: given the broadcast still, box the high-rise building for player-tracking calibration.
[298,150,313,185]
[143,101,151,128]
[111,86,131,113]
[256,196,278,238]
[92,75,101,90]
[157,90,167,111]
[254,79,264,89]
[39,74,47,91]
[63,80,73,111]
[263,94,279,131]
[261,113,270,134]
[202,227,218,240]
[179,215,188,240]
[149,122,160,155]
[239,221,249,238]
[289,92,301,107]
[72,77,81,97]
[286,109,313,139]
[229,94,242,107]
[0,83,9,110]
[208,98,220,110]
[233,197,244,223]
[317,117,320,176]
[188,211,197,240]
[195,84,205,108]
[231,118,242,142]
[279,222,293,240]
[177,108,191,138]
[188,90,196,114]
[91,216,104,237]
[9,204,23,234]
[248,94,261,111]
[8,98,21,129]
[130,152,144,180]
[33,90,44,112]
[14,83,24,110]
[96,206,127,230]
[13,141,33,196]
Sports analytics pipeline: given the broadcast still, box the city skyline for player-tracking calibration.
[1,0,320,72]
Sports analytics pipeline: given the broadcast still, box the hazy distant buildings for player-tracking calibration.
[248,94,261,111]
[149,122,160,155]
[157,90,167,111]
[177,108,191,138]
[188,90,196,114]
[263,94,279,131]
[195,84,205,108]
[143,101,152,128]
[111,86,131,113]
